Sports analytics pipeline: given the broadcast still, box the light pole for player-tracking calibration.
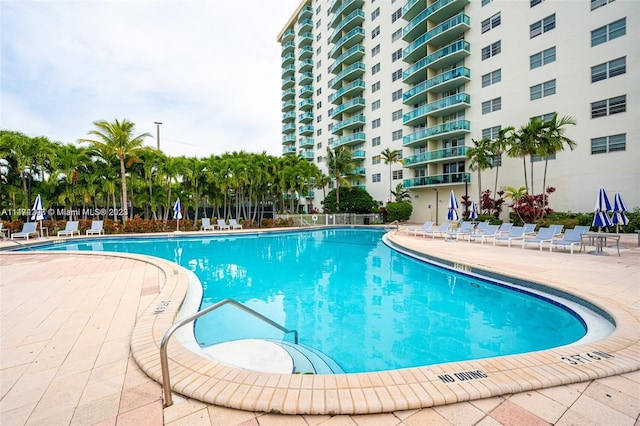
[154,121,162,151]
[432,187,439,225]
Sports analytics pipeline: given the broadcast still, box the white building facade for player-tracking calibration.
[277,0,639,223]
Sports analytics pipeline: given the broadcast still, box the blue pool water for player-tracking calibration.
[33,228,589,373]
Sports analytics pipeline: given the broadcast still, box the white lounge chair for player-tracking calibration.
[217,219,230,230]
[522,227,555,251]
[86,220,104,235]
[11,222,38,240]
[229,218,243,229]
[493,226,525,247]
[58,221,80,237]
[468,224,499,244]
[406,221,434,236]
[446,221,475,241]
[550,229,582,254]
[201,218,216,231]
[421,222,451,239]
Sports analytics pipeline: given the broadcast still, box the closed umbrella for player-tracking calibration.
[31,194,45,238]
[447,190,459,222]
[611,192,629,232]
[173,197,183,232]
[469,201,478,220]
[592,187,612,231]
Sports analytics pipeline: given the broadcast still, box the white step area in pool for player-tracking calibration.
[273,340,345,374]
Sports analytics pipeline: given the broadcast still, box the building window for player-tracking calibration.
[372,26,380,39]
[481,12,501,33]
[530,14,555,38]
[395,149,403,160]
[591,0,615,11]
[392,89,403,101]
[316,88,322,96]
[372,99,381,111]
[372,173,381,183]
[392,129,403,140]
[481,41,501,60]
[392,28,402,42]
[316,60,321,69]
[392,49,402,62]
[372,63,381,75]
[392,109,403,121]
[372,44,380,56]
[391,69,403,82]
[530,0,545,6]
[317,156,323,163]
[530,46,556,69]
[591,95,626,118]
[316,142,322,149]
[591,133,626,154]
[482,126,501,140]
[391,8,402,23]
[317,128,322,136]
[316,33,321,42]
[317,101,322,109]
[372,155,381,165]
[531,153,556,162]
[592,18,626,46]
[532,112,557,123]
[591,57,626,82]
[530,79,556,100]
[372,118,381,129]
[316,115,322,123]
[482,0,493,5]
[372,81,380,92]
[482,97,501,114]
[372,136,381,147]
[316,46,321,55]
[392,170,403,180]
[481,69,501,87]
[371,7,380,20]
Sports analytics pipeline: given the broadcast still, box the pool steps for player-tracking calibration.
[274,340,345,374]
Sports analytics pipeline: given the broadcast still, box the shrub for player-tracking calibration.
[322,187,378,213]
[385,202,412,222]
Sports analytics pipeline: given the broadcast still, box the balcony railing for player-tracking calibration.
[299,125,314,135]
[329,27,366,59]
[403,146,469,166]
[282,29,295,42]
[328,79,365,104]
[298,72,314,85]
[299,99,314,110]
[298,112,314,123]
[282,53,295,66]
[298,32,314,47]
[281,76,295,89]
[349,167,366,175]
[332,115,366,134]
[330,9,365,43]
[282,123,296,133]
[298,45,313,60]
[282,134,296,143]
[352,149,366,159]
[281,41,295,56]
[281,88,295,100]
[282,65,295,77]
[403,13,470,62]
[282,100,296,111]
[298,59,314,72]
[329,0,364,28]
[330,97,366,119]
[403,120,470,146]
[329,62,365,89]
[402,0,422,22]
[329,45,365,74]
[404,173,471,188]
[298,19,313,34]
[403,67,470,104]
[298,5,313,20]
[403,93,470,125]
[403,40,470,84]
[298,85,314,98]
[331,132,366,148]
[299,138,314,148]
[282,112,296,122]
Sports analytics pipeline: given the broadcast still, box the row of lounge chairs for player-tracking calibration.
[406,221,592,254]
[200,218,243,231]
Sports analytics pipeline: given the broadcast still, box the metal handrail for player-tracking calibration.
[159,298,298,407]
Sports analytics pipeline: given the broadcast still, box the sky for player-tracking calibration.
[1,0,303,158]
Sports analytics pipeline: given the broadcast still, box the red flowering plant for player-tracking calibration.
[509,186,556,224]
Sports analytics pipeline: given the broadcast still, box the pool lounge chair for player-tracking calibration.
[201,218,216,231]
[549,224,564,237]
[493,226,525,247]
[217,219,230,230]
[229,219,243,230]
[58,221,80,237]
[0,222,9,239]
[11,222,38,240]
[473,221,490,235]
[522,223,537,235]
[550,229,582,254]
[470,224,500,244]
[86,220,104,235]
[522,227,555,251]
[573,225,590,235]
[497,222,513,236]
[406,221,434,236]
[446,221,475,241]
[421,222,451,239]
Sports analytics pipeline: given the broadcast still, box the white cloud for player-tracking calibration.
[0,0,302,157]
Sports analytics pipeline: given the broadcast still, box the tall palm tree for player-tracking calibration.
[538,114,577,197]
[381,147,401,202]
[466,137,492,203]
[490,126,515,199]
[324,146,354,210]
[79,119,150,222]
[508,118,544,192]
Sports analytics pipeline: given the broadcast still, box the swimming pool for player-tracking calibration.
[32,228,609,374]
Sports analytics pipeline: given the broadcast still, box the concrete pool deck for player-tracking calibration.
[0,228,638,424]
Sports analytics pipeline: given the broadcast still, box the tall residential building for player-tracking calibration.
[277,0,639,223]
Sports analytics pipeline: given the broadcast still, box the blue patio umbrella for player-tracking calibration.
[592,187,612,231]
[173,197,183,232]
[611,192,629,232]
[30,194,45,238]
[447,190,459,221]
[469,200,478,220]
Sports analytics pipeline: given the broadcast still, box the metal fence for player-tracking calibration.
[275,213,382,226]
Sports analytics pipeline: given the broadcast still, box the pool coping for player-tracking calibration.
[6,228,639,415]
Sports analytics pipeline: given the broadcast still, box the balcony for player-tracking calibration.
[282,111,296,122]
[403,14,470,62]
[329,0,342,14]
[298,45,313,60]
[403,8,429,43]
[332,115,365,134]
[298,59,314,72]
[281,76,295,89]
[298,72,313,85]
[329,62,365,89]
[329,27,365,59]
[331,132,366,148]
[299,125,314,136]
[402,0,422,22]
[403,120,470,147]
[403,40,470,84]
[330,97,366,119]
[426,0,470,25]
[298,112,314,123]
[298,32,314,47]
[299,85,314,98]
[298,18,313,34]
[281,41,295,56]
[282,134,296,144]
[281,64,295,78]
[283,146,297,155]
[403,67,470,105]
[404,172,471,188]
[282,53,295,66]
[349,167,366,176]
[299,138,314,148]
[328,79,365,104]
[352,149,366,160]
[403,146,470,167]
[403,93,470,126]
[329,0,365,29]
[282,29,295,42]
[298,5,313,20]
[281,88,295,101]
[299,99,314,110]
[301,151,314,161]
[329,45,365,74]
[282,100,296,111]
[330,9,365,44]
[282,123,296,133]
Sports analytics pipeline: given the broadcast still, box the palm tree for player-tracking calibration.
[538,114,577,197]
[324,146,354,210]
[381,147,401,202]
[466,138,493,203]
[508,118,544,192]
[490,126,515,199]
[390,183,412,203]
[79,119,150,222]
